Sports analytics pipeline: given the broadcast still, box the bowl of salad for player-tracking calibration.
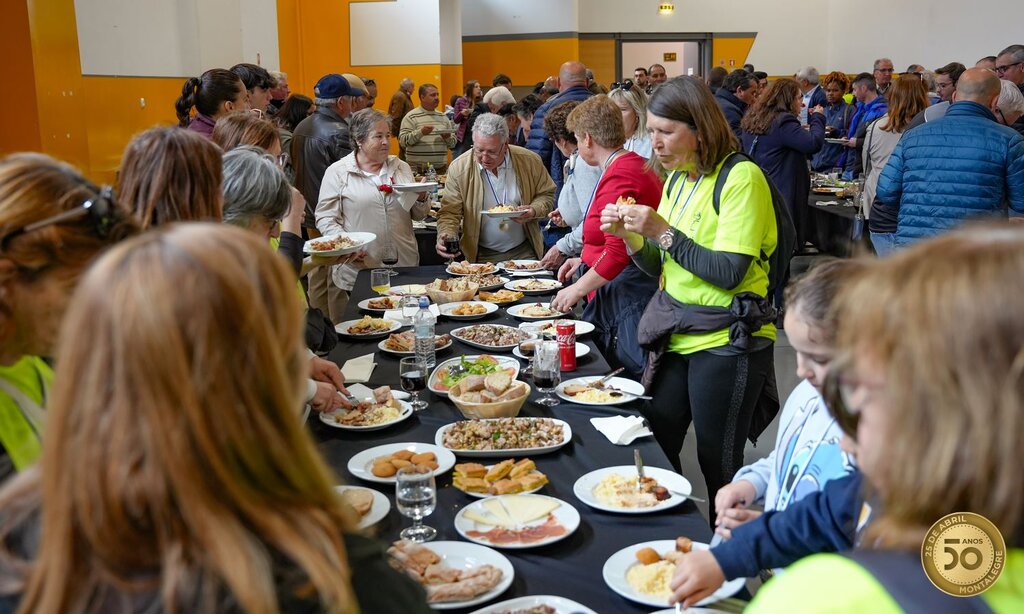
[428,355,520,397]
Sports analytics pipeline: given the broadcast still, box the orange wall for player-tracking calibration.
[462,38,579,88]
[712,37,756,71]
[579,38,616,87]
[3,0,41,154]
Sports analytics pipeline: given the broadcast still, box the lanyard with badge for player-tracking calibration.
[658,173,703,288]
[482,162,508,207]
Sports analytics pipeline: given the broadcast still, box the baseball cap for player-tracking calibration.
[314,74,357,98]
[342,73,368,95]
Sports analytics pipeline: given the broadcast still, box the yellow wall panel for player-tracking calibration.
[462,38,579,88]
[712,37,756,71]
[579,38,616,88]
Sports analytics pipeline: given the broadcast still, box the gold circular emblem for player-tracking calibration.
[921,512,1006,597]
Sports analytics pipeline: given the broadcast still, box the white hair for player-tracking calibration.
[795,66,820,85]
[472,113,509,143]
[997,79,1024,115]
[483,86,515,107]
[222,146,291,228]
[269,71,287,81]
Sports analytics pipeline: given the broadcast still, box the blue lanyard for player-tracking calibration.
[660,173,703,264]
[482,162,507,206]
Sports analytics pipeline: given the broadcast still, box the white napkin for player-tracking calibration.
[341,353,376,384]
[590,415,653,445]
[384,305,439,322]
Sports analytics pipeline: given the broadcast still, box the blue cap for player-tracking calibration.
[313,74,358,98]
[419,296,429,308]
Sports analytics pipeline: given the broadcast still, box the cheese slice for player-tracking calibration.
[462,498,517,527]
[499,495,560,524]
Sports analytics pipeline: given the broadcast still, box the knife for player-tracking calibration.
[595,367,625,388]
[633,448,645,491]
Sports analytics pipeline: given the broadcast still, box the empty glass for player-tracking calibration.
[518,323,542,377]
[370,269,390,295]
[395,465,437,542]
[534,340,561,407]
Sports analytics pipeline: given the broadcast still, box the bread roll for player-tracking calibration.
[371,462,397,477]
[484,372,512,394]
[410,452,436,464]
[675,537,693,553]
[392,450,415,460]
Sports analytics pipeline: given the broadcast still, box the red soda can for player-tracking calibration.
[556,320,577,372]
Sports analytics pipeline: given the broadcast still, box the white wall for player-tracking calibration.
[439,0,464,64]
[621,42,700,81]
[75,0,278,77]
[351,0,444,65]
[462,0,577,36]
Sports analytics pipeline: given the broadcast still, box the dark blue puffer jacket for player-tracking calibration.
[526,86,593,202]
[875,101,1024,246]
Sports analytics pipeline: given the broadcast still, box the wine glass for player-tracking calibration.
[395,465,437,542]
[370,269,390,296]
[518,323,542,377]
[442,233,462,261]
[381,243,399,276]
[399,357,428,411]
[534,340,561,407]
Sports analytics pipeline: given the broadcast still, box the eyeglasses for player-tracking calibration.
[362,79,376,86]
[876,68,895,74]
[251,108,265,119]
[1,186,117,252]
[995,61,1023,75]
[610,79,635,92]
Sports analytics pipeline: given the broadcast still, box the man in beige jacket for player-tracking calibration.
[436,113,556,263]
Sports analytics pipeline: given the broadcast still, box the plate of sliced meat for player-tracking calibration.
[387,540,514,609]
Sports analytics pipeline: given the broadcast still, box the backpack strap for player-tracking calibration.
[711,152,771,263]
[664,170,684,200]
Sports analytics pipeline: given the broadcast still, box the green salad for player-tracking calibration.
[440,356,502,389]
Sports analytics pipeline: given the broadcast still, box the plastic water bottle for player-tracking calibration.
[413,296,436,368]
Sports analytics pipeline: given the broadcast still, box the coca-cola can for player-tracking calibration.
[556,320,577,372]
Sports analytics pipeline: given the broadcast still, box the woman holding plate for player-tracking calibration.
[549,95,662,379]
[599,76,777,525]
[316,108,432,319]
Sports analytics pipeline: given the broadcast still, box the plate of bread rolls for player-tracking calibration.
[346,442,457,484]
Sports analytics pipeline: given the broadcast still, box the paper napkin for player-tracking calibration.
[590,415,653,445]
[341,353,376,384]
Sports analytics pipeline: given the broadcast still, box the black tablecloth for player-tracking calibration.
[315,265,716,613]
[415,226,445,266]
[805,192,865,257]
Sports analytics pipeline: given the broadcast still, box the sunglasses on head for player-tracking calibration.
[610,79,635,92]
[1,186,117,252]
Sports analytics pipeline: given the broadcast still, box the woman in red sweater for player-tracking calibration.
[551,95,663,377]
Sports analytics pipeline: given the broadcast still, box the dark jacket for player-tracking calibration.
[876,101,1024,246]
[840,95,887,176]
[811,101,854,171]
[712,471,862,580]
[805,85,827,111]
[527,85,593,202]
[715,89,748,138]
[292,106,351,227]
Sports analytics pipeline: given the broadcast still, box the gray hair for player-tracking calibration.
[400,78,413,88]
[998,44,1024,63]
[314,97,339,107]
[920,70,937,92]
[221,145,291,228]
[472,113,509,143]
[873,57,893,71]
[795,66,820,85]
[269,70,287,81]
[483,86,515,107]
[997,78,1024,115]
[349,107,390,151]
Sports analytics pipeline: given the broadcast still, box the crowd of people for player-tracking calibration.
[0,42,1022,612]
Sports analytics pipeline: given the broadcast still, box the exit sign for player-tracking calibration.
[664,52,677,62]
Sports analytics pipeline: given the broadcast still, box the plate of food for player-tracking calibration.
[378,331,453,355]
[303,231,376,257]
[482,204,528,218]
[451,324,525,351]
[392,181,438,193]
[436,417,572,457]
[812,186,846,194]
[603,539,745,608]
[824,138,850,145]
[513,341,589,360]
[506,302,566,320]
[452,458,549,498]
[446,261,498,276]
[526,319,596,337]
[429,355,521,397]
[335,316,402,339]
[454,494,580,549]
[469,595,598,614]
[499,259,545,273]
[319,387,414,431]
[464,274,510,291]
[388,284,429,296]
[504,279,562,295]
[573,466,692,514]
[388,540,513,610]
[358,296,400,312]
[347,442,456,485]
[556,376,645,406]
[478,289,524,304]
[439,301,499,321]
[335,485,390,530]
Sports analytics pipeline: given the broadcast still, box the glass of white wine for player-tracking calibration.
[395,465,437,542]
[370,269,390,296]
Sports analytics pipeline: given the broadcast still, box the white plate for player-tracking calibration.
[458,463,549,499]
[335,318,403,339]
[389,284,429,296]
[469,595,598,614]
[470,276,512,291]
[445,263,499,276]
[439,301,499,321]
[481,209,527,218]
[555,376,646,406]
[450,324,524,351]
[319,400,414,431]
[523,320,596,337]
[603,540,745,608]
[824,138,850,144]
[428,355,521,397]
[499,259,545,273]
[392,182,438,192]
[454,494,580,549]
[418,541,515,610]
[303,231,376,257]
[506,302,567,320]
[377,335,454,356]
[435,418,573,457]
[504,279,562,295]
[334,485,390,529]
[573,466,692,514]
[347,442,456,485]
[357,296,401,312]
[513,342,589,360]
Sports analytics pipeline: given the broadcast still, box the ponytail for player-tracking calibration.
[175,77,201,127]
[173,69,244,127]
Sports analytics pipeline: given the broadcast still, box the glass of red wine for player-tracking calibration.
[533,340,561,407]
[399,357,428,411]
[380,243,399,276]
[442,233,461,260]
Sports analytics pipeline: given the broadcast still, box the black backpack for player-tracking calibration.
[665,152,796,301]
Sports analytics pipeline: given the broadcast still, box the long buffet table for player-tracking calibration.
[313,265,742,613]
